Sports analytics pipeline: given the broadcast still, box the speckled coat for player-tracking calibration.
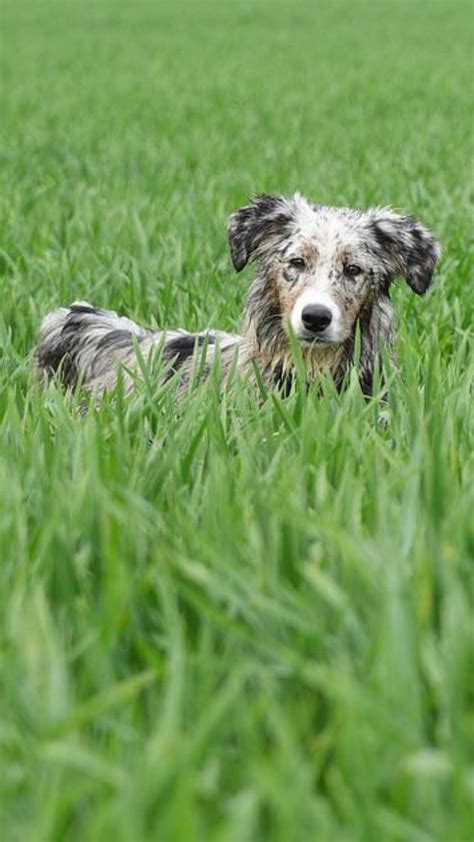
[34,193,440,399]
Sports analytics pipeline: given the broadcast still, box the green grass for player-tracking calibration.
[1,1,473,839]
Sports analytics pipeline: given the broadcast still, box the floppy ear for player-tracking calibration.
[370,209,441,295]
[227,194,292,271]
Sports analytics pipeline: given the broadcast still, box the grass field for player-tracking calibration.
[1,1,473,839]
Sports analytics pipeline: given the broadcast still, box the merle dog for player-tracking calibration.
[35,193,440,398]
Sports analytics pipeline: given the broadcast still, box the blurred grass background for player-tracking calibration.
[0,1,473,840]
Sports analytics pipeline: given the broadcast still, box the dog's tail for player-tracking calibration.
[34,301,154,390]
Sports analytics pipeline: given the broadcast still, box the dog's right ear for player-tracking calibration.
[227,194,291,271]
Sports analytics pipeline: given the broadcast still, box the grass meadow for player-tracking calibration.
[1,1,473,840]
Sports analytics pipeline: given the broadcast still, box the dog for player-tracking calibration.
[34,193,440,398]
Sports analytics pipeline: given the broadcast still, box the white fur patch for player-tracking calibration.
[290,283,343,343]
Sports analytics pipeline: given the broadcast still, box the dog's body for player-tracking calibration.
[35,193,440,397]
[35,302,242,396]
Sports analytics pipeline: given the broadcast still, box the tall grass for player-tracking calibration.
[1,1,473,839]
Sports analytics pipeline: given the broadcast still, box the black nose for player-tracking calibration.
[301,304,333,333]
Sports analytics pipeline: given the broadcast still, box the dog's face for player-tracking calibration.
[229,193,440,346]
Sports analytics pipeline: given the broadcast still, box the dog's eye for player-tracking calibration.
[289,257,306,270]
[345,264,362,278]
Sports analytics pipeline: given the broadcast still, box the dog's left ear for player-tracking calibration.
[227,194,292,272]
[370,210,441,295]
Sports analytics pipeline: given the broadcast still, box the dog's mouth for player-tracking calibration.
[298,330,340,346]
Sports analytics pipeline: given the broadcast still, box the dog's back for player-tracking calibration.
[35,302,240,394]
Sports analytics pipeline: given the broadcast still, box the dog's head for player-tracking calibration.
[228,193,440,346]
